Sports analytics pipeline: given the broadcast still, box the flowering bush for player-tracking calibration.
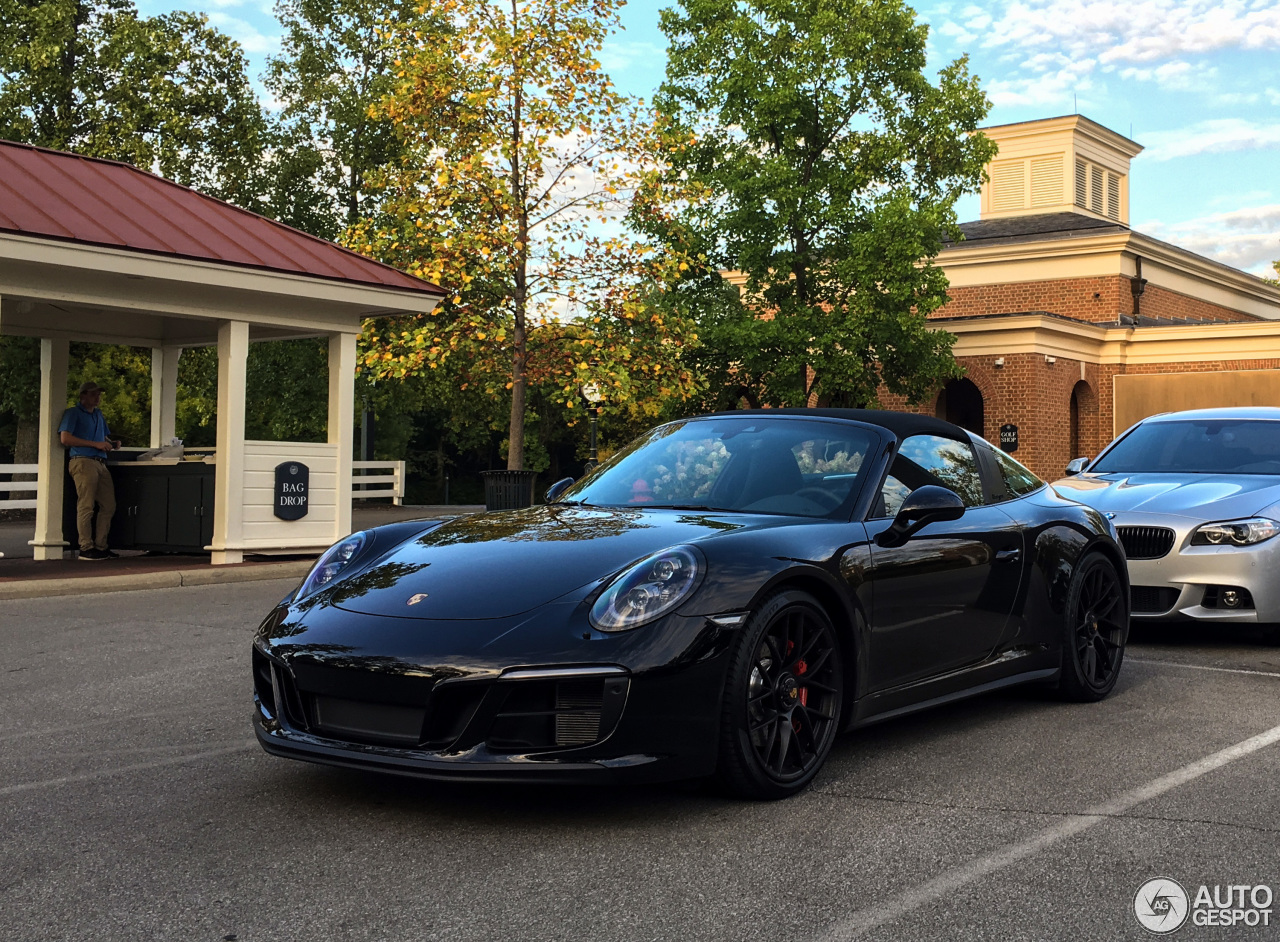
[645,439,732,502]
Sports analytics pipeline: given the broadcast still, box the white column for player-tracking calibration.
[329,332,357,540]
[30,338,70,560]
[211,321,248,565]
[149,345,182,447]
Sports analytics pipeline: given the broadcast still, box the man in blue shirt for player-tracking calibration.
[58,381,121,560]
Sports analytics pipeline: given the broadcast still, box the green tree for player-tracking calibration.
[0,338,41,483]
[0,0,269,206]
[652,0,997,408]
[0,0,271,465]
[351,0,699,471]
[264,0,440,240]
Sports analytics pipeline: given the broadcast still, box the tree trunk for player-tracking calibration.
[505,0,527,471]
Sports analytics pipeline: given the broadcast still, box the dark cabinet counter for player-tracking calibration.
[63,460,216,553]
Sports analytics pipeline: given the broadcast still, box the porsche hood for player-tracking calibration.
[326,505,771,620]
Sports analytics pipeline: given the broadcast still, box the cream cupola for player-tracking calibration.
[978,115,1144,224]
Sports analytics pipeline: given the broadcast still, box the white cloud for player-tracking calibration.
[1116,60,1217,90]
[978,0,1280,65]
[1267,88,1280,105]
[205,12,280,54]
[930,0,1280,111]
[1139,204,1280,275]
[986,61,1096,107]
[1139,119,1280,160]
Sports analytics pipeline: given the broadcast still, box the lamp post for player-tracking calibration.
[580,382,604,472]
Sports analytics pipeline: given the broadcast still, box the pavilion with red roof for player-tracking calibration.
[0,140,445,564]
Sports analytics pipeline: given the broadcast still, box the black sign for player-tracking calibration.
[999,424,1019,453]
[274,461,310,520]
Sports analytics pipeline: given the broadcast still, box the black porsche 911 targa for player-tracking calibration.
[254,410,1130,798]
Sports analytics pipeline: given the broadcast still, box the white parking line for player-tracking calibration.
[0,742,254,797]
[820,720,1280,940]
[1127,657,1280,679]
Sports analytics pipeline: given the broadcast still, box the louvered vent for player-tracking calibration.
[1106,172,1120,220]
[1090,166,1104,213]
[1030,156,1062,207]
[1075,160,1088,207]
[990,160,1025,212]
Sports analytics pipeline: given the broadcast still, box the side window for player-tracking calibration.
[874,433,985,516]
[993,447,1043,498]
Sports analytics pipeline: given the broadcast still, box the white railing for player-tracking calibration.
[351,460,406,505]
[0,460,407,509]
[0,463,38,510]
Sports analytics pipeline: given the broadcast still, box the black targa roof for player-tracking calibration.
[700,408,970,443]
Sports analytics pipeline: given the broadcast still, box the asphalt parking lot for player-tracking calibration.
[2,581,1278,941]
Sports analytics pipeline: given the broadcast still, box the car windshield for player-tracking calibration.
[1091,419,1280,475]
[560,417,879,518]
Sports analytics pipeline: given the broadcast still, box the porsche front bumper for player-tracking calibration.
[252,647,730,785]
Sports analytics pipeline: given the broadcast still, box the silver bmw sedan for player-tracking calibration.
[1054,407,1280,635]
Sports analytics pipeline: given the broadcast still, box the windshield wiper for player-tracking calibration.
[643,504,720,511]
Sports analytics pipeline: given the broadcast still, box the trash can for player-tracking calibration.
[481,469,537,511]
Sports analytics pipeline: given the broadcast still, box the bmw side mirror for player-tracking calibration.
[545,477,575,503]
[1064,457,1091,476]
[876,485,965,548]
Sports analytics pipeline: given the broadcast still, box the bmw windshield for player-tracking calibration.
[1092,419,1280,475]
[559,417,880,518]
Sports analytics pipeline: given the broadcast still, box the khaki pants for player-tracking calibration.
[68,456,116,552]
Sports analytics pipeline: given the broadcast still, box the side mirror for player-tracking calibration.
[876,485,965,548]
[1064,457,1091,476]
[544,477,575,503]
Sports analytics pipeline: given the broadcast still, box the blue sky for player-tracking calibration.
[137,0,1280,276]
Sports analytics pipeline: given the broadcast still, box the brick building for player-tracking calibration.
[877,115,1280,480]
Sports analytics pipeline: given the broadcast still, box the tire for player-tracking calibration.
[716,590,845,799]
[1057,553,1129,702]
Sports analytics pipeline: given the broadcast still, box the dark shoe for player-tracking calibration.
[80,548,107,561]
[101,549,120,559]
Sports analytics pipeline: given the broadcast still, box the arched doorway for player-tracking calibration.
[936,378,984,436]
[1069,380,1098,460]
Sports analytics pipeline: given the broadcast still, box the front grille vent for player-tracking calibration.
[487,679,605,751]
[554,682,605,747]
[1117,526,1175,559]
[1131,585,1179,614]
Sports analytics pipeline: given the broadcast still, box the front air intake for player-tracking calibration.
[1131,586,1178,614]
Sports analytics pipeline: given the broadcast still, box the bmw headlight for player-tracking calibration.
[590,546,703,632]
[296,531,369,599]
[1190,518,1280,547]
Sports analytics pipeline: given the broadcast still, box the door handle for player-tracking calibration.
[995,548,1021,562]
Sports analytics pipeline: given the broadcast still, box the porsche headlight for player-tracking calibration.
[296,531,368,599]
[590,546,703,632]
[1190,518,1280,547]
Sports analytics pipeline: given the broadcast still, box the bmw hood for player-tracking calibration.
[1053,473,1280,519]
[325,504,774,620]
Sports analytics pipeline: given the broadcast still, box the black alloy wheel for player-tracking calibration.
[1058,553,1129,702]
[717,590,845,799]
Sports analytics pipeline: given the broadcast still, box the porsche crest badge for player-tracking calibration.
[407,593,429,606]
